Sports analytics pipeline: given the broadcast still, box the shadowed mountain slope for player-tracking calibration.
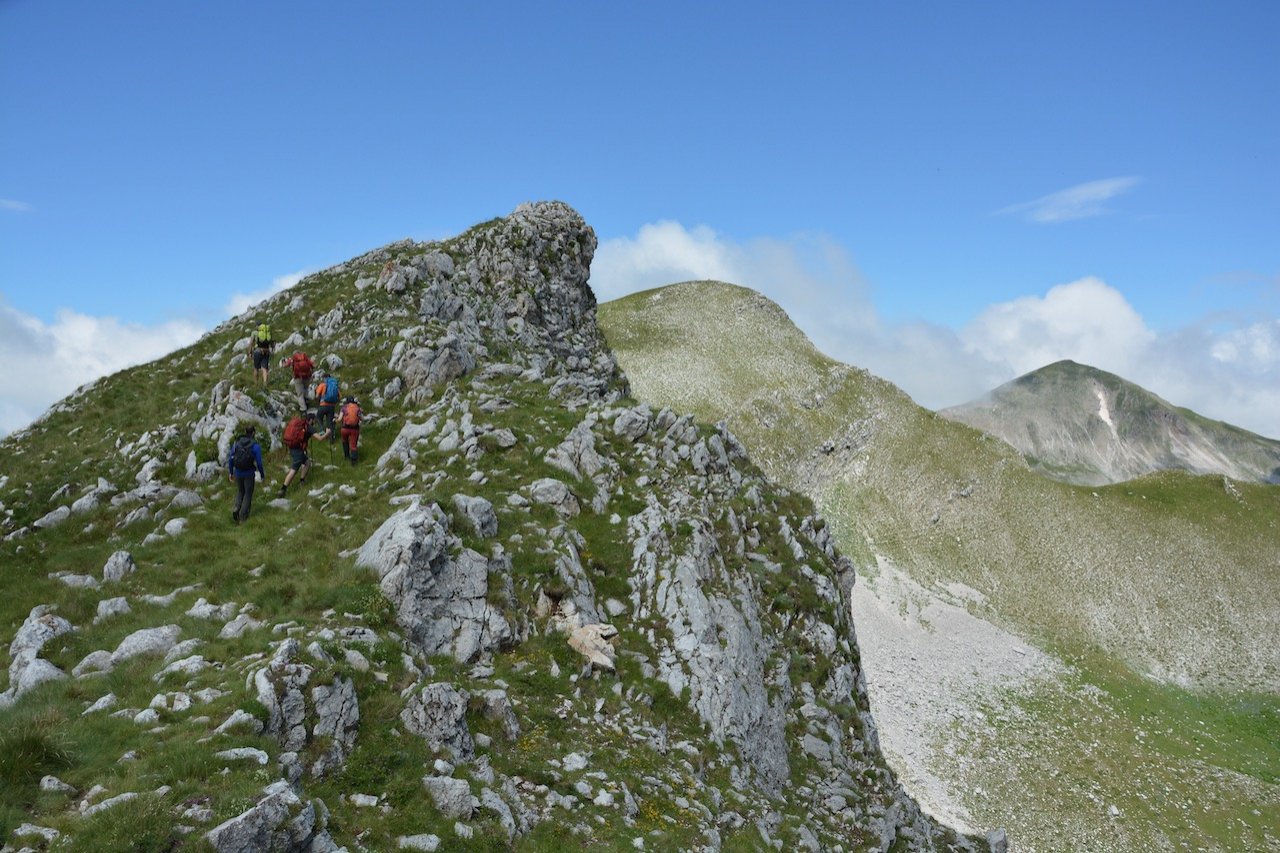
[939,359,1280,486]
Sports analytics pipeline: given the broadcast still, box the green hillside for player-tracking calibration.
[0,209,985,851]
[600,280,1280,851]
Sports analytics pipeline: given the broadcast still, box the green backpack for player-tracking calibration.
[255,324,272,347]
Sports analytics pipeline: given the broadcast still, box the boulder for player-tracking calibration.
[529,478,580,517]
[421,775,473,820]
[401,683,474,760]
[356,503,511,662]
[102,550,137,582]
[204,780,331,852]
[451,494,497,538]
[110,625,181,666]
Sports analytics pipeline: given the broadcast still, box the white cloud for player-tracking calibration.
[594,222,1280,439]
[961,277,1156,374]
[1,198,32,212]
[224,269,310,317]
[999,177,1141,224]
[0,297,204,435]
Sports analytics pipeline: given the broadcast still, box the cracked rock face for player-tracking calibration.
[356,502,511,663]
[401,682,474,760]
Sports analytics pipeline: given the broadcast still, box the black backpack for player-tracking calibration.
[231,437,255,472]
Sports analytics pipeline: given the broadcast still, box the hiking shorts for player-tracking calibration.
[253,349,271,370]
[288,448,310,471]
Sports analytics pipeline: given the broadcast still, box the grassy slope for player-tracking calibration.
[0,230,936,851]
[599,280,1280,851]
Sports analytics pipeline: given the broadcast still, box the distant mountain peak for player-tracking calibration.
[941,361,1280,485]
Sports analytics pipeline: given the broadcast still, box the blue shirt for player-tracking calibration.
[228,440,265,479]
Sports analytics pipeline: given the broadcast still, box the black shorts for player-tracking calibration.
[253,349,271,370]
[289,448,309,470]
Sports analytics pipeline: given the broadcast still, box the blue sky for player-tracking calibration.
[2,1,1278,436]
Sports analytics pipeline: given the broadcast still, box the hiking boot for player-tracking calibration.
[231,510,239,524]
[277,485,287,498]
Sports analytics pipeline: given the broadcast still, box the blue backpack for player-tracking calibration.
[322,377,340,403]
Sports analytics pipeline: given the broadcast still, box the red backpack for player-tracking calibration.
[283,417,309,449]
[291,353,314,379]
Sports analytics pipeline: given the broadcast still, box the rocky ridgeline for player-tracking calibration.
[0,203,999,851]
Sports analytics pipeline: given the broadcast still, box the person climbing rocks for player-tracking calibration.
[227,426,265,523]
[249,323,274,386]
[278,411,329,498]
[281,350,315,408]
[314,370,341,446]
[338,396,364,465]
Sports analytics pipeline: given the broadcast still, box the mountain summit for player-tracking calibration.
[939,359,1280,486]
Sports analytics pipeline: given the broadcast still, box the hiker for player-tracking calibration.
[278,411,330,498]
[227,426,265,523]
[314,370,341,445]
[249,323,273,386]
[338,396,364,465]
[281,350,315,409]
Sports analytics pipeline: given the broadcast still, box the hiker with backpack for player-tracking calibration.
[314,371,341,446]
[227,426,266,523]
[338,396,364,465]
[249,323,274,386]
[278,411,330,498]
[281,350,315,409]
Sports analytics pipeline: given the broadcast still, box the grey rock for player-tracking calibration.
[376,420,437,472]
[356,502,511,663]
[95,597,132,623]
[215,747,270,765]
[421,775,473,820]
[219,613,264,639]
[476,689,520,741]
[204,780,327,853]
[110,625,181,666]
[83,791,138,817]
[215,709,265,736]
[73,650,114,678]
[451,494,497,538]
[0,605,75,709]
[397,834,441,851]
[480,788,516,840]
[398,335,475,391]
[401,682,474,760]
[612,406,651,441]
[545,421,606,480]
[33,505,71,529]
[310,677,360,777]
[40,775,76,794]
[102,550,137,581]
[529,478,580,517]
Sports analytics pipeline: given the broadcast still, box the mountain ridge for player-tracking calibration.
[0,207,992,851]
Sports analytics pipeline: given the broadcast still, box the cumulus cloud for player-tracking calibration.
[1,198,32,212]
[999,177,1141,224]
[224,269,310,317]
[593,221,1280,439]
[961,277,1156,374]
[0,297,205,435]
